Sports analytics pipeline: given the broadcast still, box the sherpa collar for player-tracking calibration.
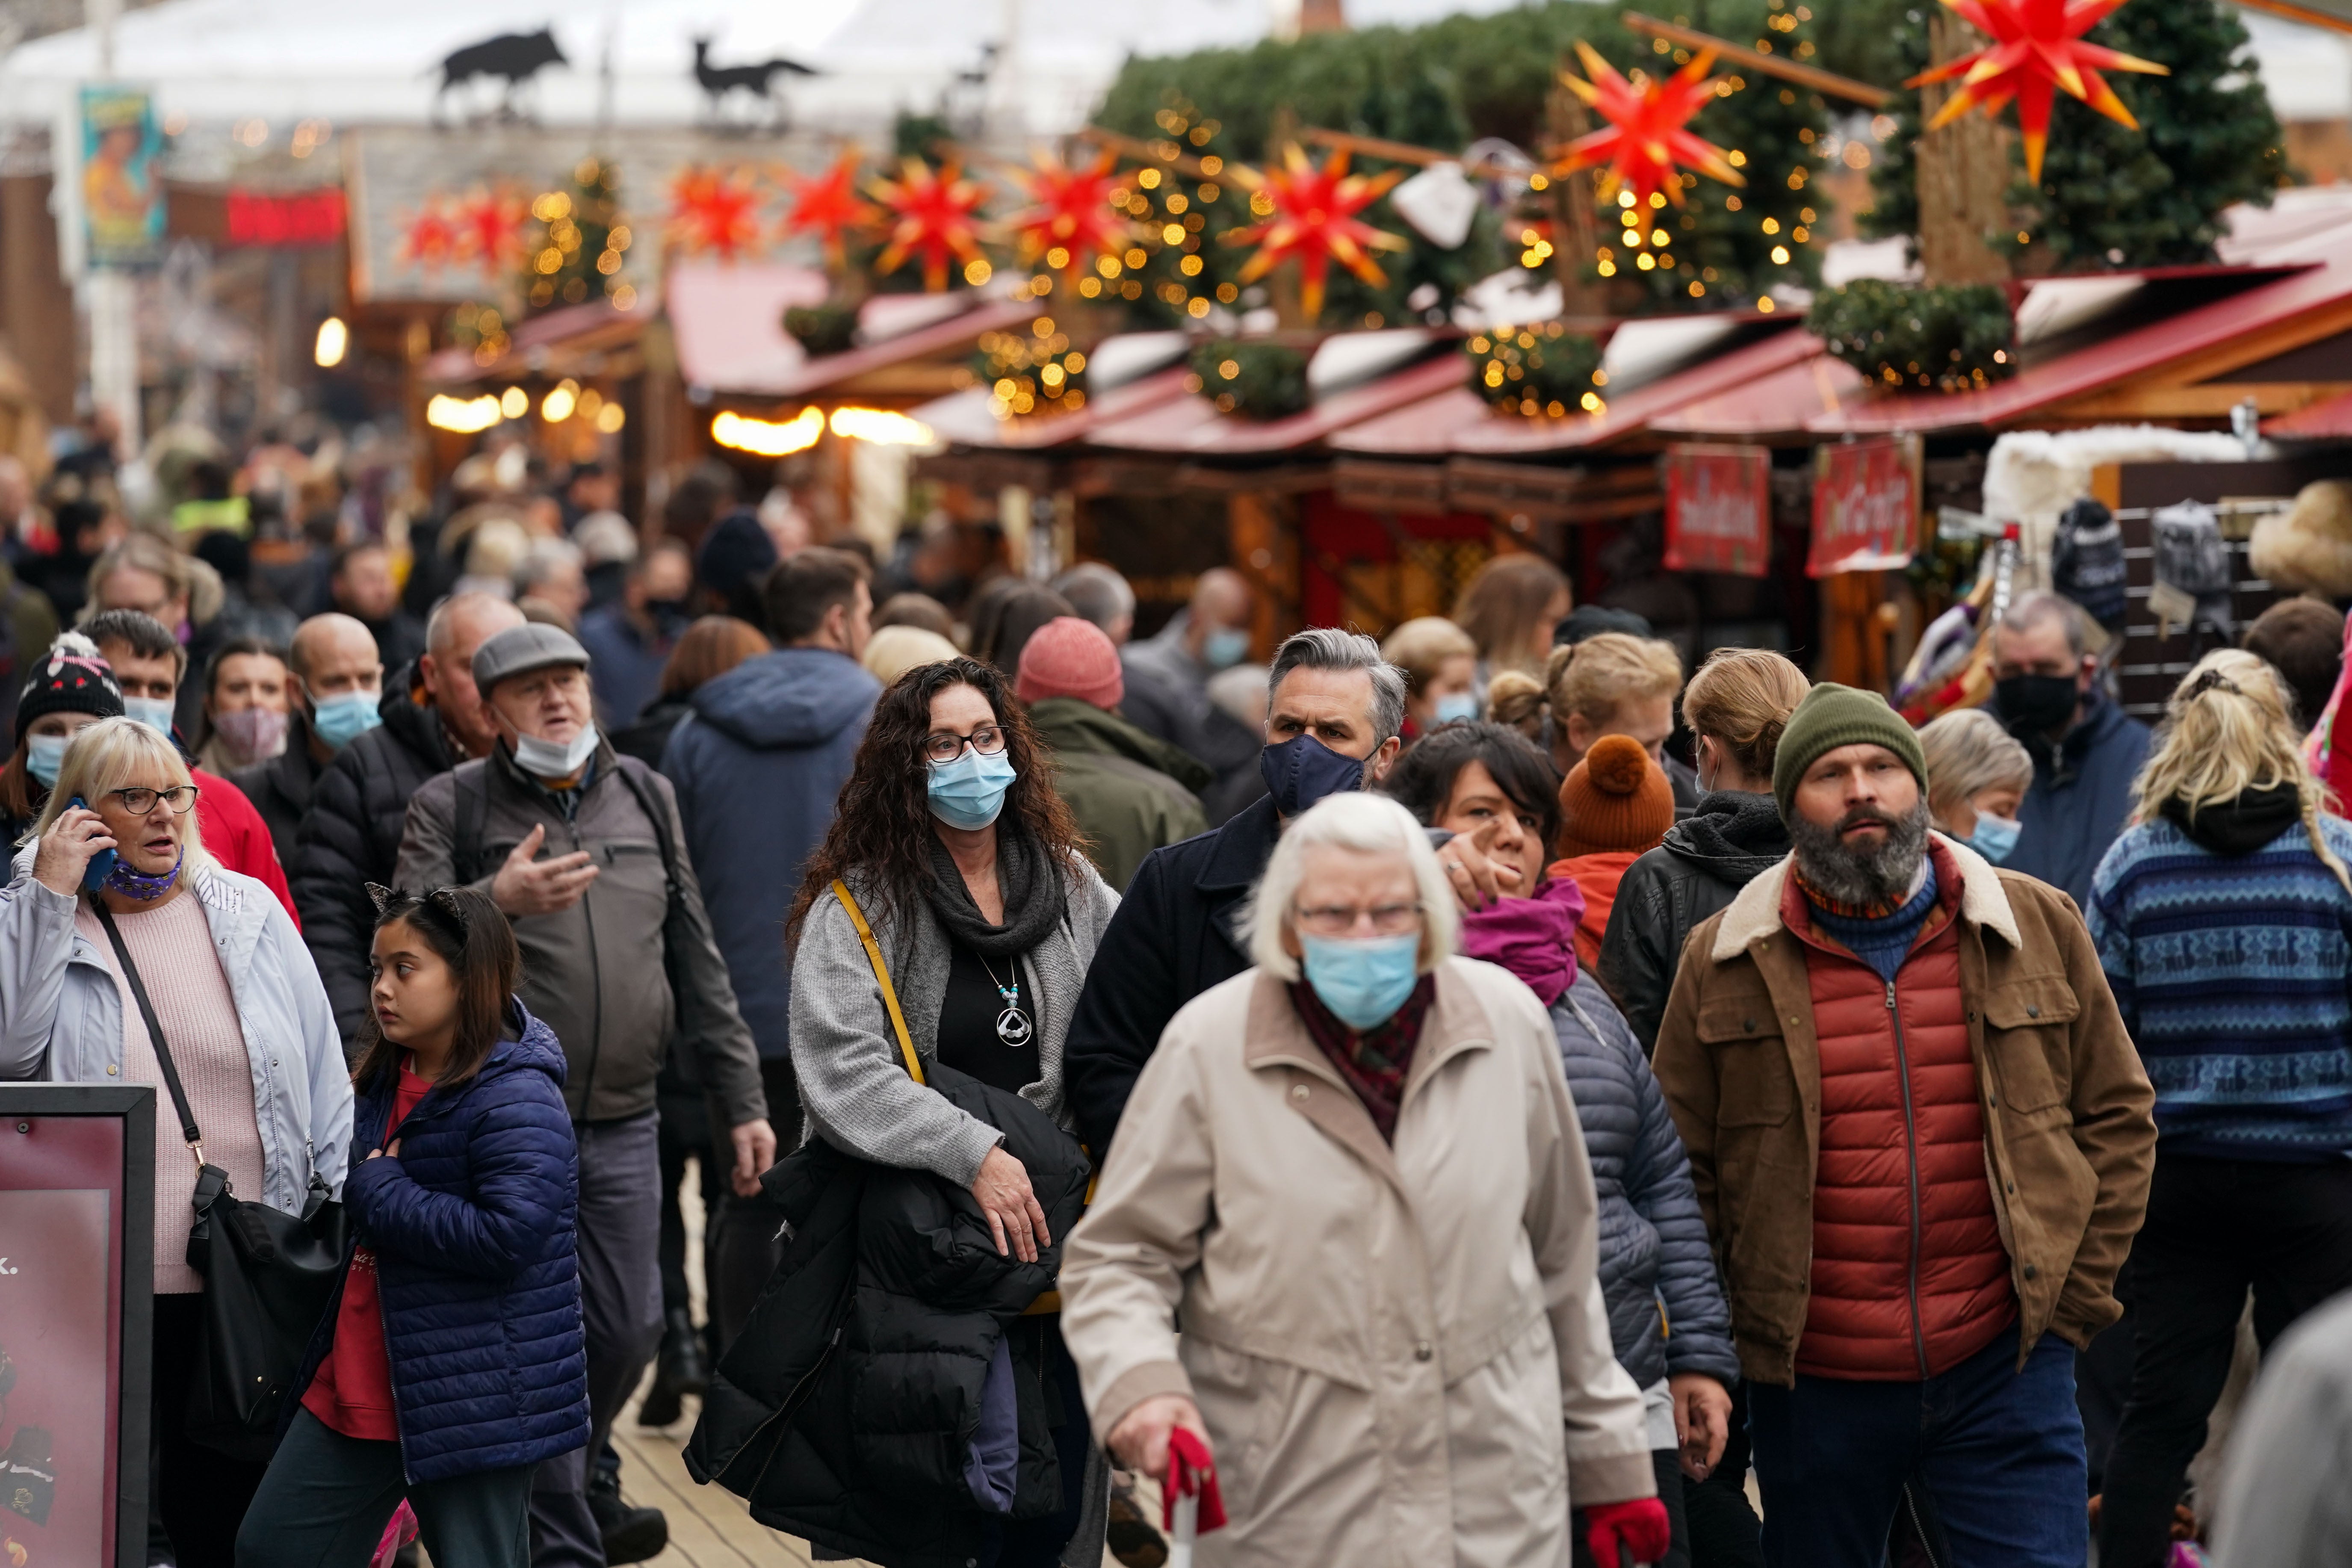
[1709,830,2021,963]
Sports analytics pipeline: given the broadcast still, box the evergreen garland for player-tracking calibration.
[1465,323,1604,414]
[1808,280,2015,392]
[1864,0,2286,267]
[1187,340,1311,418]
[783,304,858,357]
[973,324,1091,418]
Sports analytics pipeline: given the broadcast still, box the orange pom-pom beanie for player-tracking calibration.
[1556,734,1675,858]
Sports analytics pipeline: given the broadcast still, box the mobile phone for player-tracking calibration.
[68,796,116,891]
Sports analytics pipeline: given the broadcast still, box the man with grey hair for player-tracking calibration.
[1066,625,1507,1159]
[1989,589,2149,909]
[1052,561,1137,645]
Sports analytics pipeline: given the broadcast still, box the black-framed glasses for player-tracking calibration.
[923,725,1008,765]
[103,785,199,817]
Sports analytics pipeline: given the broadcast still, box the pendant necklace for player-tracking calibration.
[977,953,1033,1048]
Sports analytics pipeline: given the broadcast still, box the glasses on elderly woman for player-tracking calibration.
[1293,902,1422,937]
[923,725,1008,765]
[100,785,200,817]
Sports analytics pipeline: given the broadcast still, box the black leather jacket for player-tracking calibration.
[1596,789,1791,1051]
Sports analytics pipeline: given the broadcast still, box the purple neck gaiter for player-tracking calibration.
[1458,876,1585,1007]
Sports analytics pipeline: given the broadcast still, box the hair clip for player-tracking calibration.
[2182,669,2241,701]
[365,883,394,914]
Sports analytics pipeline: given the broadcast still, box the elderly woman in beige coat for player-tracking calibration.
[1059,791,1666,1568]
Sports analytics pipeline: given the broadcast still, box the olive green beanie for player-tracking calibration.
[1770,682,1928,821]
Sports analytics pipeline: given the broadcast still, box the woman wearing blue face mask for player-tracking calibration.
[780,655,1119,1568]
[0,631,127,846]
[1919,707,2032,865]
[1381,616,1481,746]
[1059,790,1667,1568]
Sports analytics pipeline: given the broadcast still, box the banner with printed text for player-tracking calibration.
[1809,434,1922,577]
[1664,443,1773,577]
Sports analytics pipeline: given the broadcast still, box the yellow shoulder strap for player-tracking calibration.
[833,879,925,1086]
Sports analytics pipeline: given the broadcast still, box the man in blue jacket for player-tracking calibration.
[1990,590,2150,911]
[662,545,879,1330]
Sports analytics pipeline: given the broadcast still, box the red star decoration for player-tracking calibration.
[1909,0,2168,184]
[1551,41,1744,213]
[451,186,529,278]
[667,165,767,260]
[870,157,988,292]
[1222,145,1408,322]
[398,198,462,270]
[780,152,876,270]
[1001,146,1133,283]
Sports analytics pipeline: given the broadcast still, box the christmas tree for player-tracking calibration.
[1864,0,2286,269]
[524,156,632,315]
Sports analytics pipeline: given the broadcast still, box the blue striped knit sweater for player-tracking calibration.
[2088,812,2352,1160]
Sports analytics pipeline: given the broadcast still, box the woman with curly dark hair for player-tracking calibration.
[782,655,1115,1567]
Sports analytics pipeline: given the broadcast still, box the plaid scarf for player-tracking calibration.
[1791,860,1917,921]
[1288,973,1438,1142]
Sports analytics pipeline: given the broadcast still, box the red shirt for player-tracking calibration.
[191,768,299,927]
[302,1061,433,1441]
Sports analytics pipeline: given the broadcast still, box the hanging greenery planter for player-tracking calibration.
[1807,281,2016,395]
[1466,324,1605,417]
[1185,340,1311,419]
[782,304,859,359]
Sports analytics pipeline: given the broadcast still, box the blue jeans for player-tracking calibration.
[234,1409,535,1568]
[1748,1332,2087,1568]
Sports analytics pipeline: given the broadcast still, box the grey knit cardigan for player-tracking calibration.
[788,854,1119,1188]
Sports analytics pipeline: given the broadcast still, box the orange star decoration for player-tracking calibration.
[452,186,530,279]
[398,198,462,270]
[871,157,990,292]
[1551,41,1744,213]
[1908,0,2168,184]
[781,152,877,270]
[668,165,766,260]
[1001,146,1133,284]
[1222,145,1408,322]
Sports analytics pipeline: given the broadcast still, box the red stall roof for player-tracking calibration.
[664,263,1038,399]
[1085,346,1468,455]
[914,367,1196,450]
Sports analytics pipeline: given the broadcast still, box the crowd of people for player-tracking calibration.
[9,417,2352,1568]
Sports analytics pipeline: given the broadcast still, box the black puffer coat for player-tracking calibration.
[1596,789,1791,1052]
[290,662,455,1045]
[687,1063,1092,1568]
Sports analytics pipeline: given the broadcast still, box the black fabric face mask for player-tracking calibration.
[1259,733,1366,818]
[1997,673,2080,738]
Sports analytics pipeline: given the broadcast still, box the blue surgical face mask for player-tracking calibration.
[1259,733,1366,819]
[1968,813,2022,865]
[928,746,1018,831]
[1300,933,1422,1031]
[1204,628,1250,670]
[124,696,175,737]
[310,691,382,753]
[1432,692,1480,726]
[24,733,68,789]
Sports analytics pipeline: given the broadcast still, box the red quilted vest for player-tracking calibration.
[1786,847,2016,1381]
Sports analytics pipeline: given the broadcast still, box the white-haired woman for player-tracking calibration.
[2088,650,2352,1568]
[1058,791,1665,1568]
[0,716,350,1568]
[1919,706,2033,865]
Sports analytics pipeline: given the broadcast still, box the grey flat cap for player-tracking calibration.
[473,623,591,690]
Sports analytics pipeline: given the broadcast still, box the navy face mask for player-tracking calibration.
[1259,733,1366,818]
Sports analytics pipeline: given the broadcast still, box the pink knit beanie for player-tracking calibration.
[1016,616,1125,709]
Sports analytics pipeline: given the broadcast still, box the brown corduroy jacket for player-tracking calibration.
[1650,834,2157,1387]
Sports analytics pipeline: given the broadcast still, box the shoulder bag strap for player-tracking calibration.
[93,902,206,1172]
[451,764,490,886]
[831,879,924,1086]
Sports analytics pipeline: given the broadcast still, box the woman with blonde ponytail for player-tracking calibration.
[1491,632,1698,808]
[2087,649,2352,1568]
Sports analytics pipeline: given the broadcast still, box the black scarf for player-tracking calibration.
[1664,790,1792,883]
[2161,785,2304,857]
[925,824,1068,959]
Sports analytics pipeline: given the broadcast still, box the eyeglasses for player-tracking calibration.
[923,725,1008,765]
[1293,901,1422,937]
[103,784,200,817]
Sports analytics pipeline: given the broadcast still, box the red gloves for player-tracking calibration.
[1584,1497,1672,1566]
[1160,1426,1227,1534]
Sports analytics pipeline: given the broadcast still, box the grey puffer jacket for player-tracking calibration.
[789,850,1117,1188]
[1554,969,1740,1392]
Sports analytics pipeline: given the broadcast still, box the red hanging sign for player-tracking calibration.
[225,188,346,248]
[1664,443,1772,577]
[1810,435,1921,577]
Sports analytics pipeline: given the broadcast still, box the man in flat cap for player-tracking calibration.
[398,622,771,1568]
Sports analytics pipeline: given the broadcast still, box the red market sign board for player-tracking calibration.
[225,188,346,248]
[1663,443,1772,577]
[1810,435,1921,576]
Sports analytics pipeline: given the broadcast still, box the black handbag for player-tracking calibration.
[95,904,349,1463]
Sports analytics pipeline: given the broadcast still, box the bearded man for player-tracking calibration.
[1651,683,2156,1568]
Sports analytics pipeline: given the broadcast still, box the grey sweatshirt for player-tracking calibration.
[788,855,1118,1187]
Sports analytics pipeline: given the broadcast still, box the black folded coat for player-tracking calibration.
[686,1063,1092,1568]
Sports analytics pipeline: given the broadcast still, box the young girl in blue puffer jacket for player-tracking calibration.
[238,886,588,1568]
